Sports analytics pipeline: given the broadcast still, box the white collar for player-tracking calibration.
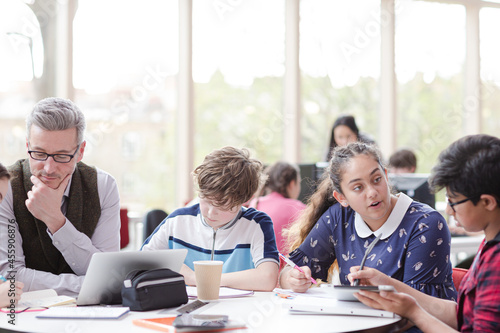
[355,193,413,239]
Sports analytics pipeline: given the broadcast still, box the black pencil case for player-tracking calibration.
[121,268,188,311]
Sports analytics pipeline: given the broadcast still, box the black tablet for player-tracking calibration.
[332,285,395,301]
[173,314,229,329]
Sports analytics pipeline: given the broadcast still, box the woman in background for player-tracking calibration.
[325,114,375,161]
[249,162,306,254]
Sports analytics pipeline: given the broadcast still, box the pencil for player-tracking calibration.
[279,253,317,285]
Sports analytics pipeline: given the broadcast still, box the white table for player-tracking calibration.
[0,292,405,333]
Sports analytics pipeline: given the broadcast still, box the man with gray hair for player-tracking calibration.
[0,97,120,297]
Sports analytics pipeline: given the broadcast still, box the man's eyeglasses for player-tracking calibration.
[28,144,80,163]
[446,195,479,213]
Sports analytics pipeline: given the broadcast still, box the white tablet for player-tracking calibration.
[77,249,187,306]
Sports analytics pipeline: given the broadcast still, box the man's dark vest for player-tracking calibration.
[8,159,101,275]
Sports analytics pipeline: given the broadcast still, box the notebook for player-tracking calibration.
[133,316,176,333]
[0,289,75,313]
[77,249,187,306]
[36,306,130,319]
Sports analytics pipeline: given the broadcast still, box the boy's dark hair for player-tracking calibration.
[0,162,10,180]
[389,149,417,169]
[429,134,500,205]
[193,146,265,209]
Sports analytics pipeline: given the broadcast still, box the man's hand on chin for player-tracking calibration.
[25,174,72,234]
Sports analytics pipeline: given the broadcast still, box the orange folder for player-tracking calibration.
[132,316,247,332]
[132,317,176,332]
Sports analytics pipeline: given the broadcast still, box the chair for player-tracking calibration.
[120,208,130,249]
[452,267,468,291]
[142,209,168,242]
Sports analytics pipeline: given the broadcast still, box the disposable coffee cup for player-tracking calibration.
[193,260,223,302]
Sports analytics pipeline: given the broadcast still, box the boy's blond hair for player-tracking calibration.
[193,147,265,209]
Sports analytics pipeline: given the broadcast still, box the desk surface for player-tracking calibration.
[0,292,405,333]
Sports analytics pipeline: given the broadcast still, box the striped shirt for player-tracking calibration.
[142,204,279,273]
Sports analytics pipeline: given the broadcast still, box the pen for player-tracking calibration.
[278,252,317,285]
[353,233,382,286]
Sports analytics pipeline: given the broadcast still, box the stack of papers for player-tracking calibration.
[186,286,254,299]
[1,289,76,313]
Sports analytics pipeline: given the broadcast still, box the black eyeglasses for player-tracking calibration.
[446,195,478,213]
[28,144,80,163]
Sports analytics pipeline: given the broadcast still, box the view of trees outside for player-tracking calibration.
[72,0,179,213]
[300,0,380,163]
[397,73,463,174]
[482,82,500,137]
[0,1,38,161]
[0,0,41,199]
[480,7,500,137]
[1,0,500,214]
[301,76,379,162]
[192,0,285,166]
[194,72,284,166]
[395,1,465,174]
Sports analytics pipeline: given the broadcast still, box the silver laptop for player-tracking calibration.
[77,249,187,306]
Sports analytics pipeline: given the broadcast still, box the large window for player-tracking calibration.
[2,0,500,216]
[0,1,40,164]
[192,0,285,165]
[300,0,380,163]
[480,7,500,136]
[74,0,178,212]
[395,1,465,173]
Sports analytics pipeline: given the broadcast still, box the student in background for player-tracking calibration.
[279,142,456,331]
[249,161,306,254]
[350,134,500,332]
[325,115,375,161]
[142,147,279,291]
[0,163,23,307]
[389,148,417,174]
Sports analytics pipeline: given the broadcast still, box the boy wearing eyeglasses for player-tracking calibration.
[349,134,500,332]
[0,97,120,297]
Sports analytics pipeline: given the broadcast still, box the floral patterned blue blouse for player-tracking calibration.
[288,193,457,301]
